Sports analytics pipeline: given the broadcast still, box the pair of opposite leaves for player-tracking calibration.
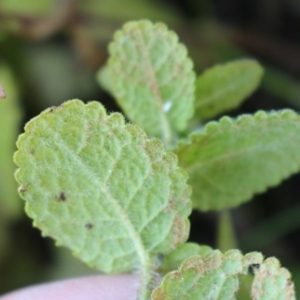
[14,20,299,299]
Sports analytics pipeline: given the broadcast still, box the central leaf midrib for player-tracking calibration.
[195,75,251,109]
[134,27,172,142]
[47,125,150,272]
[186,140,286,175]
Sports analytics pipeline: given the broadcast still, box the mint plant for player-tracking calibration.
[13,20,298,299]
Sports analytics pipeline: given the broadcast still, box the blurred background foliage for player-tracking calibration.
[1,0,300,296]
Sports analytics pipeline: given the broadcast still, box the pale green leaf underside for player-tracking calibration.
[251,257,295,299]
[195,60,264,120]
[152,250,262,299]
[104,20,195,142]
[175,110,300,211]
[152,250,295,300]
[14,99,191,275]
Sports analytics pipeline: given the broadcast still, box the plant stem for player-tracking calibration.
[217,210,237,252]
[137,256,161,300]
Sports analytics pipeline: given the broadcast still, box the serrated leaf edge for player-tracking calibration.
[175,109,300,210]
[152,250,295,300]
[14,99,192,300]
[107,19,196,144]
[194,59,264,115]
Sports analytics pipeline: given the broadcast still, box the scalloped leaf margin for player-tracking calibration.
[174,109,300,211]
[101,20,195,143]
[14,99,192,282]
[159,242,213,274]
[152,250,295,300]
[194,59,264,121]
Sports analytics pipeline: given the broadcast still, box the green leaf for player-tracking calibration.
[159,242,213,274]
[194,60,264,121]
[174,110,300,211]
[152,250,295,300]
[101,20,195,144]
[0,64,22,219]
[151,250,264,299]
[97,65,113,95]
[14,99,191,298]
[251,257,295,300]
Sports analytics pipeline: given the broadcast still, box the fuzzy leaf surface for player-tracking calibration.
[159,243,213,274]
[195,60,263,120]
[175,110,300,211]
[104,20,195,142]
[152,250,264,300]
[14,100,191,276]
[251,257,295,300]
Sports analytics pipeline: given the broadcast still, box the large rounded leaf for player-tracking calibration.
[14,99,191,298]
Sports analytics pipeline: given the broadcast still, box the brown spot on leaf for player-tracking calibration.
[58,192,66,201]
[151,287,168,300]
[19,186,27,193]
[85,223,93,229]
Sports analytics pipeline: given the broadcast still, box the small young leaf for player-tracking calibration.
[175,110,300,211]
[97,65,113,95]
[102,20,195,143]
[152,250,295,299]
[152,250,264,300]
[251,257,295,300]
[14,100,191,297]
[195,60,264,120]
[159,242,213,274]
